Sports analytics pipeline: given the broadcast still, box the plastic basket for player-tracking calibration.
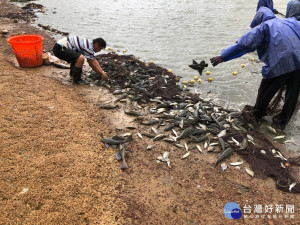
[6,34,44,68]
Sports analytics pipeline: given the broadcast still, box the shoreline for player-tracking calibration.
[1,0,299,224]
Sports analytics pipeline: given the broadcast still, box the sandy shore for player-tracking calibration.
[0,0,299,224]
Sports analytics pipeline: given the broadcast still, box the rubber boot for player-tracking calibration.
[69,62,75,78]
[72,67,88,85]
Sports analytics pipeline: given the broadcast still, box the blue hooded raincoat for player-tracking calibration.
[286,0,300,20]
[256,0,276,12]
[220,7,300,79]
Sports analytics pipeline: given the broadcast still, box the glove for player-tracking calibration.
[101,71,109,80]
[210,56,223,67]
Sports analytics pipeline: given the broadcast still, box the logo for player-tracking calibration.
[223,202,242,219]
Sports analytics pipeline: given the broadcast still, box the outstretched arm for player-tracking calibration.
[87,58,108,80]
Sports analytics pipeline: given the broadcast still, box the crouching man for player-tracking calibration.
[53,36,108,84]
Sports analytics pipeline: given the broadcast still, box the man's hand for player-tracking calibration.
[210,56,223,67]
[101,71,109,81]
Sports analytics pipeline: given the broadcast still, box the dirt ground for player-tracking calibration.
[0,0,299,224]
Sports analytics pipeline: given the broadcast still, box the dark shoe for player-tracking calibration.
[272,115,286,130]
[72,67,88,85]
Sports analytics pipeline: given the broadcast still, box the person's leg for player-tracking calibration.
[254,73,290,119]
[276,70,300,129]
[72,55,88,84]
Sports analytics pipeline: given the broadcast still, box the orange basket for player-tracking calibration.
[6,34,44,68]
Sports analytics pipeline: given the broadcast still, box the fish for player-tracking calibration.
[245,167,254,177]
[142,120,159,126]
[218,137,226,151]
[114,93,128,103]
[53,62,70,69]
[137,133,143,140]
[214,148,234,167]
[101,135,133,145]
[266,125,276,134]
[196,144,203,153]
[188,60,208,76]
[177,127,194,141]
[119,145,128,170]
[230,161,244,166]
[289,182,297,192]
[147,145,155,150]
[239,138,248,150]
[153,134,167,141]
[96,104,119,109]
[125,110,142,117]
[182,151,190,159]
[274,135,285,140]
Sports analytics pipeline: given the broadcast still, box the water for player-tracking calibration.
[17,0,300,151]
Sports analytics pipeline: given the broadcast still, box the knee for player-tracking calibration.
[76,55,85,64]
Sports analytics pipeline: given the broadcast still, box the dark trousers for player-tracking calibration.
[254,70,300,127]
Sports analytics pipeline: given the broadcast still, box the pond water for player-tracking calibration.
[16,0,299,151]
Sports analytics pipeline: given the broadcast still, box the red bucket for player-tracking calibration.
[6,34,44,68]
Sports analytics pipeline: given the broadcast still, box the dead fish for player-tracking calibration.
[142,120,159,126]
[125,110,142,117]
[289,182,297,192]
[182,151,190,159]
[101,135,133,145]
[266,125,276,134]
[214,148,234,167]
[231,137,240,146]
[97,104,119,109]
[196,144,203,153]
[53,62,70,69]
[119,145,128,170]
[177,127,194,141]
[151,127,159,134]
[147,145,155,150]
[188,59,208,76]
[175,143,184,148]
[230,161,244,166]
[137,133,143,140]
[239,138,248,150]
[184,143,189,151]
[274,135,285,140]
[172,129,178,138]
[153,134,167,141]
[218,137,226,151]
[142,133,155,138]
[245,167,254,177]
[114,93,128,103]
[217,129,226,138]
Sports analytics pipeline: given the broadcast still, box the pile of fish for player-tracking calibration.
[97,53,299,193]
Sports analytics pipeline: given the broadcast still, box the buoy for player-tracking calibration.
[206,71,211,75]
[168,69,172,73]
[194,76,199,80]
[175,77,180,82]
[208,77,213,82]
[250,58,255,61]
[189,79,195,84]
[233,71,238,75]
[107,47,112,51]
[145,63,149,67]
[198,79,202,84]
[149,60,154,64]
[122,50,127,53]
[241,64,245,68]
[182,81,187,85]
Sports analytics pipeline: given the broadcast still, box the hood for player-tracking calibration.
[250,6,276,28]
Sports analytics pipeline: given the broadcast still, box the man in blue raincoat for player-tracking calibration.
[256,0,278,13]
[286,0,300,20]
[210,7,300,130]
